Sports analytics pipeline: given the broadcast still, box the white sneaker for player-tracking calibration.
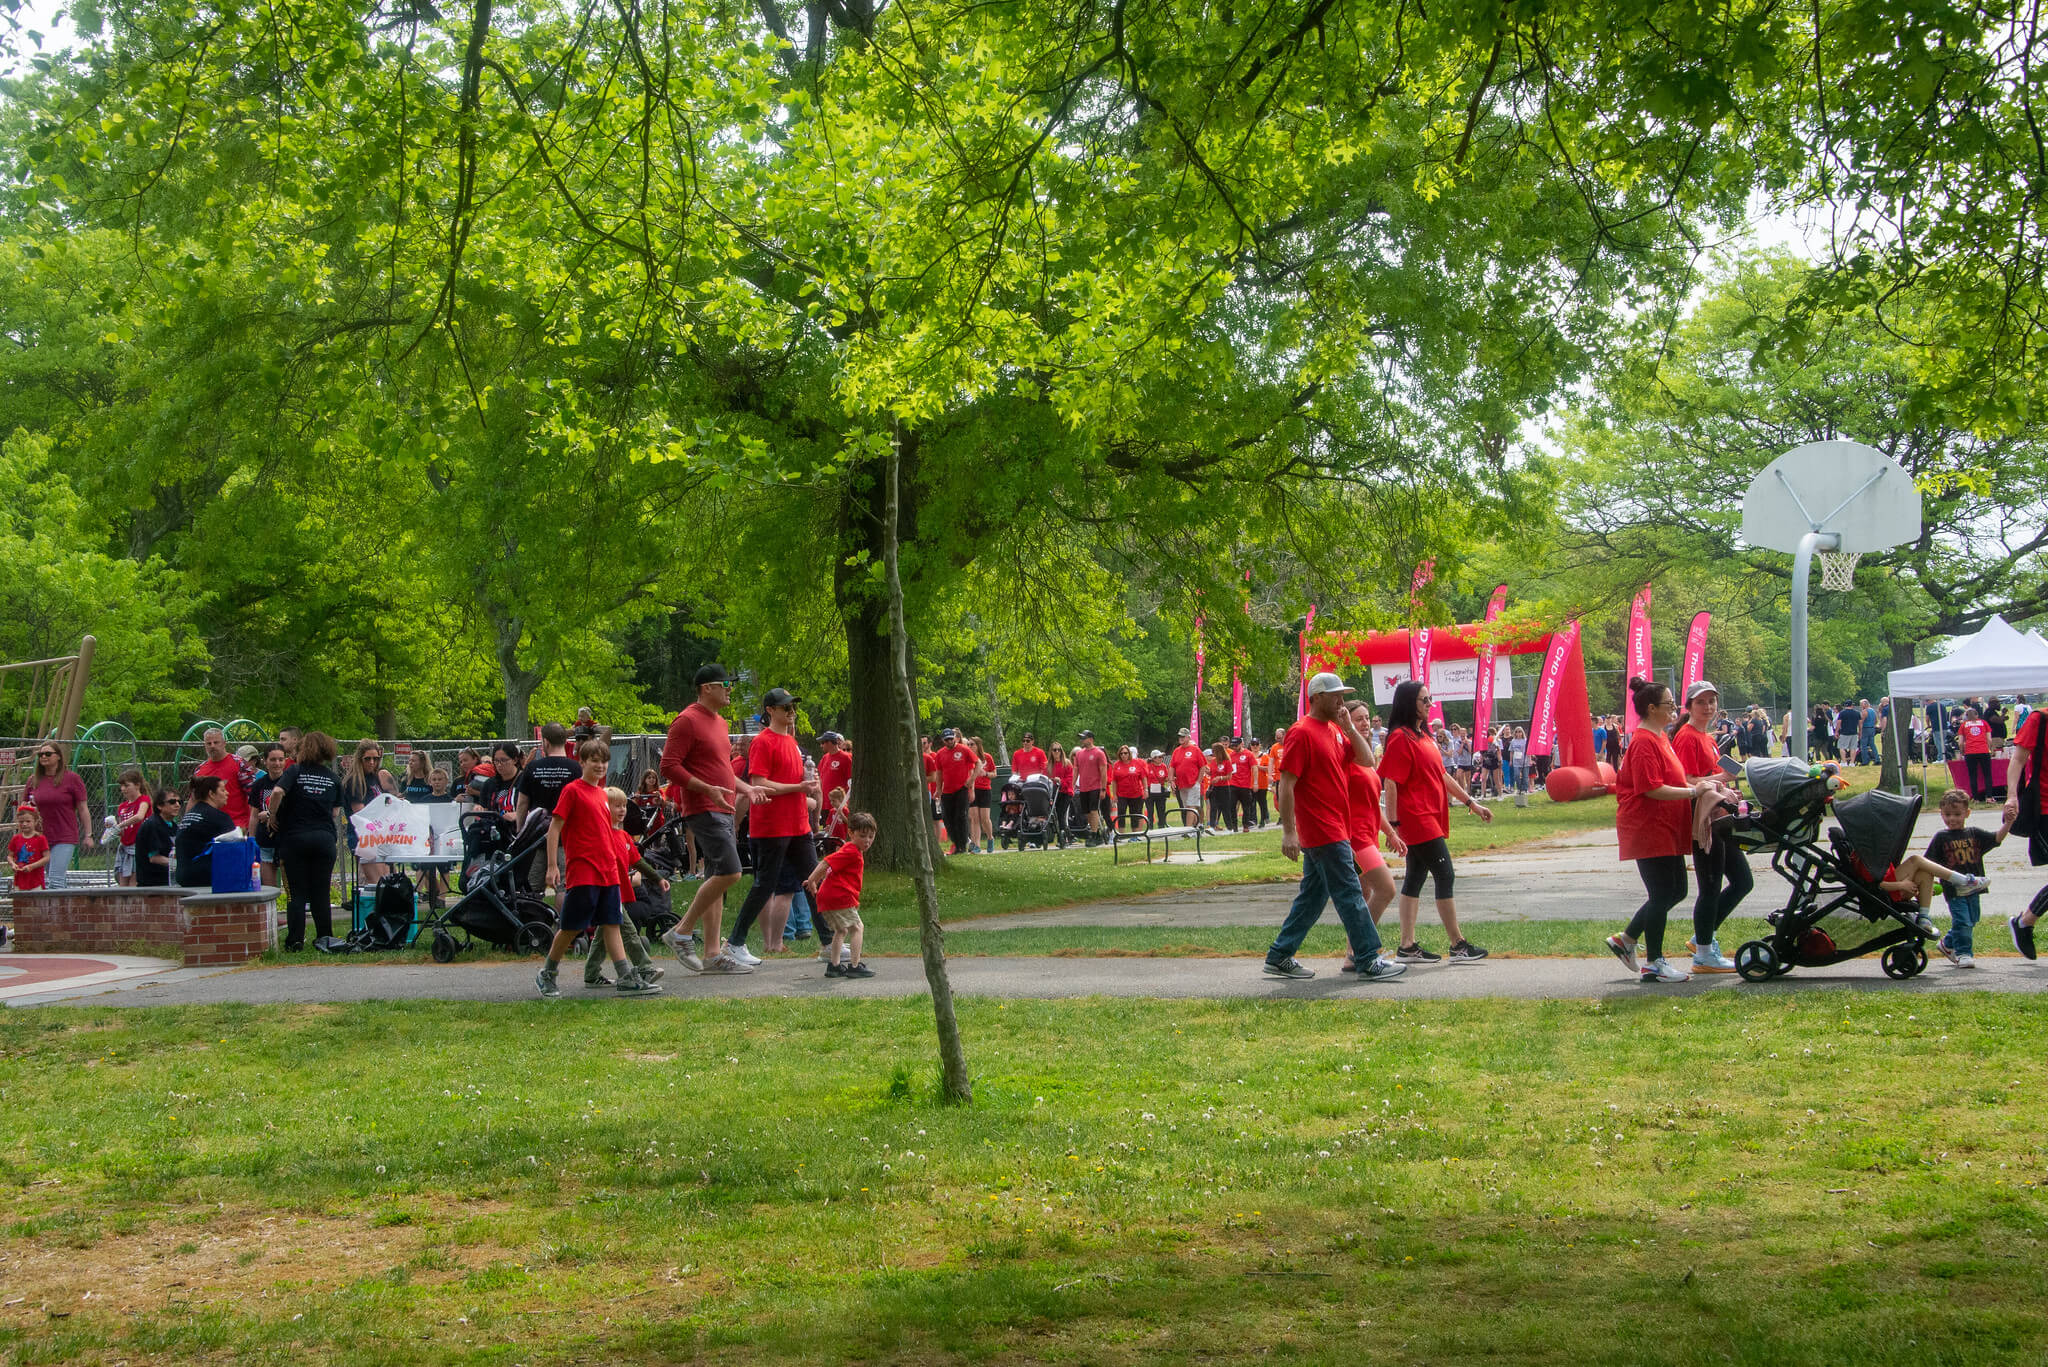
[728,944,762,966]
[1690,944,1737,974]
[1640,958,1691,984]
[700,953,754,975]
[1958,953,1976,968]
[1956,875,1991,898]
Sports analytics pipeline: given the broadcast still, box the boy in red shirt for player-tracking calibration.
[805,810,877,979]
[580,787,672,988]
[538,740,661,998]
[6,806,50,892]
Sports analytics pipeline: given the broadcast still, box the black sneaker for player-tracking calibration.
[824,961,845,977]
[1396,943,1442,964]
[1447,940,1489,963]
[842,963,876,979]
[1263,958,1314,980]
[2012,916,2038,962]
[584,975,612,988]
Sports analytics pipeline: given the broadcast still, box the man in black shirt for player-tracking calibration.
[134,791,180,887]
[515,723,585,893]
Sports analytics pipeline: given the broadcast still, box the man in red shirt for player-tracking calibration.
[1169,729,1205,823]
[2005,704,2048,959]
[536,739,662,997]
[194,727,253,831]
[1230,737,1258,828]
[932,729,977,855]
[1266,673,1405,983]
[1071,731,1109,843]
[816,731,853,829]
[1011,732,1048,778]
[658,664,763,974]
[728,687,823,955]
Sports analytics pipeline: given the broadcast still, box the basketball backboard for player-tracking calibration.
[1741,440,1921,554]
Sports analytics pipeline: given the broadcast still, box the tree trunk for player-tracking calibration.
[1882,639,1916,794]
[885,428,971,1104]
[493,613,542,741]
[984,661,1009,764]
[837,440,935,874]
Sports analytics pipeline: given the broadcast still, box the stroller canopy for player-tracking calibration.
[1745,758,1828,815]
[1832,788,1923,878]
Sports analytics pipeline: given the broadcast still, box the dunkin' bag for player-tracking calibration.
[349,793,432,862]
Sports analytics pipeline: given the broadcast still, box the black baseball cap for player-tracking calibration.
[818,730,843,743]
[693,663,730,687]
[763,686,799,709]
[1078,729,1093,739]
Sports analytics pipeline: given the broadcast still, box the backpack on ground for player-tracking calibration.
[346,871,416,952]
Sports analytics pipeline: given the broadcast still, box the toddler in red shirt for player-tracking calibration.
[576,787,674,989]
[804,811,876,979]
[6,806,50,891]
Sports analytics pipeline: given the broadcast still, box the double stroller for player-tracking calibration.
[1729,758,1935,982]
[419,810,557,962]
[997,773,1059,850]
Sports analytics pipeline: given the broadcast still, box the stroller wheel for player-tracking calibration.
[430,929,457,964]
[1734,940,1778,983]
[1881,942,1927,980]
[516,923,553,955]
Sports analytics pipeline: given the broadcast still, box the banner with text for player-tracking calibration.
[1623,585,1653,732]
[1472,584,1509,740]
[1682,611,1712,695]
[1528,620,1582,758]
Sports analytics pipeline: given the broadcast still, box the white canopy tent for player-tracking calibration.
[1887,615,2048,698]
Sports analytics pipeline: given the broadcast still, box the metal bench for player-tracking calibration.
[1110,806,1205,865]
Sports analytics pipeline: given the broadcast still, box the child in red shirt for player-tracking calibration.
[538,740,661,998]
[577,787,673,989]
[804,811,876,979]
[6,807,50,891]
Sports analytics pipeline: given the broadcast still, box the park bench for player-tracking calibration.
[1110,805,1205,865]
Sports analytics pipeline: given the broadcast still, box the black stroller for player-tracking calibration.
[420,811,557,962]
[998,773,1058,850]
[1731,758,1933,982]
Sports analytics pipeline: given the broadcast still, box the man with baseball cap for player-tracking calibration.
[1169,728,1206,826]
[1266,671,1405,982]
[934,728,977,855]
[1072,730,1109,843]
[658,664,761,973]
[727,687,823,957]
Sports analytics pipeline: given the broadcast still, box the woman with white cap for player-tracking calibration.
[1673,679,1750,973]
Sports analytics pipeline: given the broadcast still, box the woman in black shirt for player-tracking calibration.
[174,776,238,886]
[134,791,181,888]
[266,730,348,951]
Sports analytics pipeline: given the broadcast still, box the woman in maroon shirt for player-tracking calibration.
[24,742,93,888]
[1606,678,1714,984]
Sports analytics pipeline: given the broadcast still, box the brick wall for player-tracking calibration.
[13,887,277,964]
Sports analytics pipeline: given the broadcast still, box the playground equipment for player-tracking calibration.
[1311,622,1615,802]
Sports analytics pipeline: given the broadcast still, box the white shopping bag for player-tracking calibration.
[350,793,432,860]
[423,802,464,856]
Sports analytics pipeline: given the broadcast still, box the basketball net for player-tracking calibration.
[1818,550,1861,591]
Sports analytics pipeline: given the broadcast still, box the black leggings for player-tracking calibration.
[1691,836,1754,946]
[1254,789,1269,825]
[1625,855,1690,963]
[1400,836,1455,900]
[1147,792,1167,825]
[731,834,817,947]
[1964,752,1994,800]
[278,828,338,948]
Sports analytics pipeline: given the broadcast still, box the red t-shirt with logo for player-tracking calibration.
[1960,719,1992,755]
[1170,744,1205,788]
[1111,759,1147,799]
[935,744,976,794]
[552,779,618,888]
[1011,746,1048,777]
[1378,727,1450,844]
[818,750,853,808]
[660,702,738,816]
[1073,746,1108,792]
[1278,719,1350,849]
[816,841,865,912]
[1672,725,1721,780]
[117,796,148,847]
[746,730,811,838]
[974,753,996,791]
[195,757,252,828]
[1231,749,1256,786]
[1146,761,1168,790]
[8,833,49,891]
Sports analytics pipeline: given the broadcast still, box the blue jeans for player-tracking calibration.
[1943,893,1981,955]
[787,888,816,938]
[44,842,76,889]
[1268,841,1384,964]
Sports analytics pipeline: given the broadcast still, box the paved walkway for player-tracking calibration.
[953,809,2041,930]
[8,947,2044,1008]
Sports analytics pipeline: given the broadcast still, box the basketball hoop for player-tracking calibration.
[1818,550,1862,591]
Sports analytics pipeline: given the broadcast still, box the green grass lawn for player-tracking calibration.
[1,993,2043,1364]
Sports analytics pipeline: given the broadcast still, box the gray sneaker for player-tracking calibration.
[1357,958,1408,983]
[615,972,663,996]
[701,954,755,975]
[536,967,562,999]
[1263,958,1314,980]
[636,964,666,984]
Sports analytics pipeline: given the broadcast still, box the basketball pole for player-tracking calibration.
[1787,529,1838,763]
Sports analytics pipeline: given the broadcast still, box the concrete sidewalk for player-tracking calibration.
[10,947,2044,1008]
[955,809,2042,930]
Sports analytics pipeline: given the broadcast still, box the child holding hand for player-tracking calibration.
[1924,788,2011,967]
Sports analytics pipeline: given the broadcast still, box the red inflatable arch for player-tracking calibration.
[1309,623,1615,801]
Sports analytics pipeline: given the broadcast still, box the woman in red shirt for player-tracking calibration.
[1047,742,1076,836]
[1337,700,1403,972]
[1673,682,1750,974]
[1606,678,1713,984]
[1110,745,1149,829]
[968,737,997,854]
[1377,681,1492,964]
[1959,706,1995,801]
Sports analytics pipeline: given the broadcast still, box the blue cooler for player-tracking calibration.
[208,835,262,893]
